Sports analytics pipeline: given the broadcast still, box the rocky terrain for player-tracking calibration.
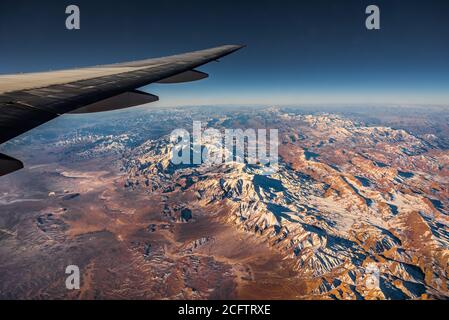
[123,109,449,299]
[0,105,448,300]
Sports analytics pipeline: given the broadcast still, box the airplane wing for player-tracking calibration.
[0,44,244,176]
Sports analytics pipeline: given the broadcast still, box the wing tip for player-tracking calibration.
[212,44,245,58]
[229,44,246,51]
[216,44,246,52]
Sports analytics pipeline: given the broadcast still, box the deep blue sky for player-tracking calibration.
[1,0,449,105]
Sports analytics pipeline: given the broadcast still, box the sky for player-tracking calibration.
[1,0,449,106]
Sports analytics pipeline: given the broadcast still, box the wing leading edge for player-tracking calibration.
[0,44,244,176]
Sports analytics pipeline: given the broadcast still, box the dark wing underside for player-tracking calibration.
[0,45,243,145]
